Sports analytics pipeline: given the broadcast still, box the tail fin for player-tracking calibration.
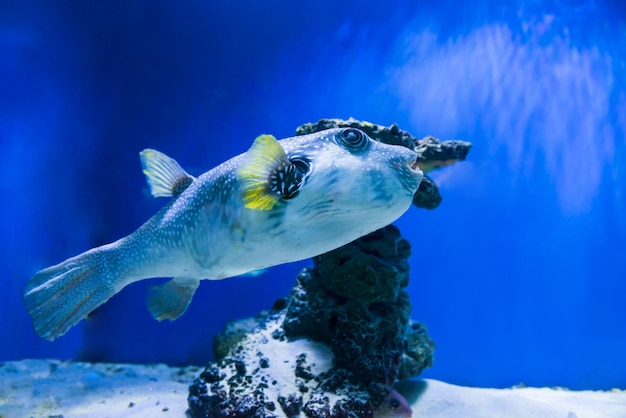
[23,246,122,341]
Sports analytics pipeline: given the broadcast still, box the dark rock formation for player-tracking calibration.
[188,226,435,418]
[414,175,442,210]
[296,118,472,210]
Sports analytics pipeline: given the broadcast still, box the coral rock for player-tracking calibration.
[188,226,434,417]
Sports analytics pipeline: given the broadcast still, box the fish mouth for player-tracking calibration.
[408,159,423,176]
[391,158,423,194]
[400,158,423,188]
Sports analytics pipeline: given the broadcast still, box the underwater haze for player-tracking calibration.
[2,0,625,391]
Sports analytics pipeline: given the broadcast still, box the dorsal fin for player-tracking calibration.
[139,149,194,198]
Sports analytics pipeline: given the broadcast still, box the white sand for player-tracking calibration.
[1,359,624,418]
[397,379,626,418]
[0,359,200,418]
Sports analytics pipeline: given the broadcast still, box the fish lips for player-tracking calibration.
[409,158,424,180]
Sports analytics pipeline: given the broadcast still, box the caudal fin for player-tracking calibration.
[23,247,121,341]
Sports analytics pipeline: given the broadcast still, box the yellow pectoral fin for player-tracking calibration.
[241,187,280,210]
[237,134,287,211]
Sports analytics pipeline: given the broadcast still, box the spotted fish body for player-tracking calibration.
[24,128,423,340]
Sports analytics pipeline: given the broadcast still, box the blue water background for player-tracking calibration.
[1,0,625,390]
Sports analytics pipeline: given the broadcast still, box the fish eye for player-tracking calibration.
[390,399,401,409]
[339,128,368,151]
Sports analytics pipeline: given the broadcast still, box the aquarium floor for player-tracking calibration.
[0,359,624,418]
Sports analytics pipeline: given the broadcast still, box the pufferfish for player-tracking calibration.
[23,128,423,341]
